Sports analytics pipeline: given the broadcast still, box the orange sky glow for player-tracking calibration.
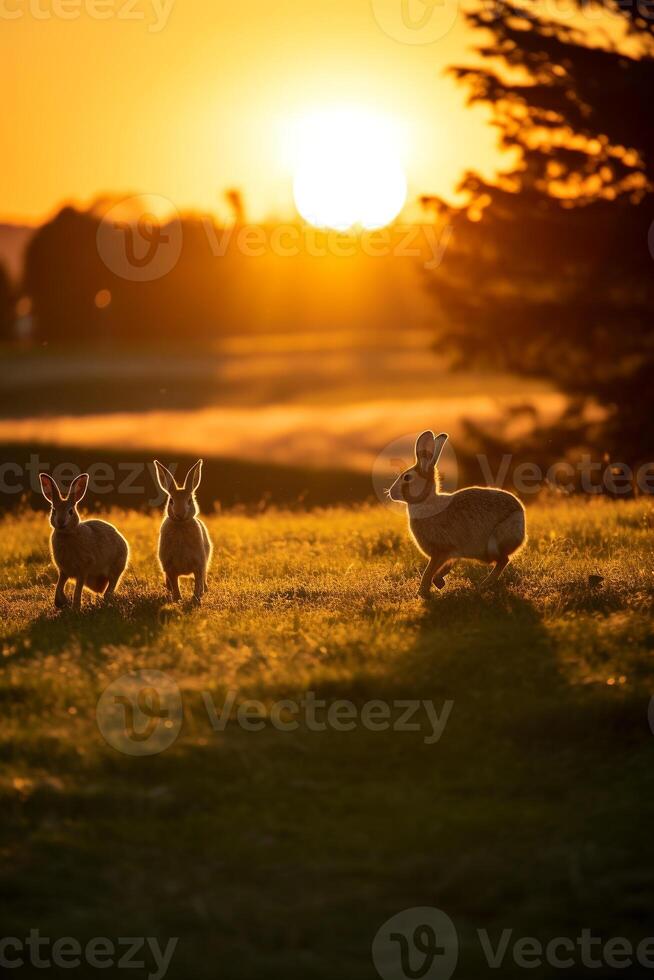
[1,0,511,225]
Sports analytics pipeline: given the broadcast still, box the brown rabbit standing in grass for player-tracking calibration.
[39,472,129,611]
[154,459,212,604]
[389,431,526,598]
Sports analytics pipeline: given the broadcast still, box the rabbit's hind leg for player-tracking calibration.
[54,571,70,609]
[480,554,509,588]
[192,566,206,605]
[104,565,124,601]
[433,560,454,590]
[419,553,450,598]
[72,577,85,611]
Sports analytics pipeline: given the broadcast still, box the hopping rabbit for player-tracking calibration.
[39,472,129,611]
[389,431,526,598]
[154,459,212,604]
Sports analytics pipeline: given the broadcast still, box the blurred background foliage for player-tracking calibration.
[1,0,653,480]
[427,0,654,463]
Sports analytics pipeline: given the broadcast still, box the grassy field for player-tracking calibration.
[1,498,654,978]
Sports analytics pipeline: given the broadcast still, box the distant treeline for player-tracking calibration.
[0,202,426,345]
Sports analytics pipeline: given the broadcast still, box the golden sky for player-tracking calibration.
[1,0,507,224]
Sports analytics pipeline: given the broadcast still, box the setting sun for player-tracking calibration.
[291,107,407,231]
[0,0,651,970]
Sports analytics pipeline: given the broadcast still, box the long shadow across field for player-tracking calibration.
[4,592,168,665]
[1,581,651,980]
[365,581,651,978]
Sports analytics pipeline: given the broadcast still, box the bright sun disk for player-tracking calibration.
[291,108,407,232]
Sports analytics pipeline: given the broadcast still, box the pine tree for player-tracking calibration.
[431,2,654,463]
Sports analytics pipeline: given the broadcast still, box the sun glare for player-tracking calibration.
[291,107,407,232]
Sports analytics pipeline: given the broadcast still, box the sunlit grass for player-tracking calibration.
[1,498,653,978]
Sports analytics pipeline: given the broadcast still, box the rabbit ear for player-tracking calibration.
[39,473,60,503]
[184,459,203,492]
[69,473,89,504]
[415,430,448,473]
[431,433,448,467]
[415,430,436,474]
[154,460,177,495]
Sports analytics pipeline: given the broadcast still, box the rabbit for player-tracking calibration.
[39,472,129,611]
[389,431,526,598]
[154,459,213,604]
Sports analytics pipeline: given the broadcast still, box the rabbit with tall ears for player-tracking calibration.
[39,472,129,611]
[389,431,526,598]
[154,459,213,604]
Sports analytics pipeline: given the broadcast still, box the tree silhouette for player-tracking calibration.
[431,2,654,464]
[23,206,108,343]
[0,263,13,341]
